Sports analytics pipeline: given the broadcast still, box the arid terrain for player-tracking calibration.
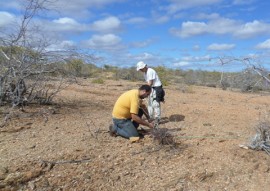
[1,78,270,191]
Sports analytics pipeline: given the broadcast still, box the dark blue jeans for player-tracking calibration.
[112,109,143,138]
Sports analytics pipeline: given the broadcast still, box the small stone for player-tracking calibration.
[239,144,249,149]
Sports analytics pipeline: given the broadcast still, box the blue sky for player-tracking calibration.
[1,0,270,71]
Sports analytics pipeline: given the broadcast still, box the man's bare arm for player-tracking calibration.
[131,113,154,128]
[140,104,150,120]
[147,79,153,86]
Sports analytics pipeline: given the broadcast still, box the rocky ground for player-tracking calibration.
[1,78,270,191]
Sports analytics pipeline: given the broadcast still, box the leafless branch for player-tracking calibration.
[0,0,95,108]
[216,57,270,91]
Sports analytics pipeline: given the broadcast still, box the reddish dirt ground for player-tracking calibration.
[1,78,270,191]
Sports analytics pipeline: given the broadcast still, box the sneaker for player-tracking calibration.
[109,124,117,137]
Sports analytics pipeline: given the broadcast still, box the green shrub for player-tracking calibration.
[92,78,104,84]
[154,66,170,86]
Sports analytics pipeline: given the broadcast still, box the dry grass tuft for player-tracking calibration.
[249,121,270,155]
[151,128,176,146]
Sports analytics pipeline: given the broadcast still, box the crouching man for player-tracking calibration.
[110,85,154,139]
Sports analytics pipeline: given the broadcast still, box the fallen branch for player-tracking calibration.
[248,121,270,155]
[41,158,91,165]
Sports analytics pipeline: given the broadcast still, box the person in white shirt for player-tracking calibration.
[136,61,165,123]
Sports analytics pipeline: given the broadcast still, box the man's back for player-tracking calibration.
[112,89,139,119]
[144,68,162,87]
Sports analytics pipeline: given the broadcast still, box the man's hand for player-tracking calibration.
[147,118,155,123]
[148,121,155,128]
[131,113,153,128]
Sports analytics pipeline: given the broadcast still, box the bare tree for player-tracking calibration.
[216,57,270,92]
[0,0,89,107]
[242,58,270,84]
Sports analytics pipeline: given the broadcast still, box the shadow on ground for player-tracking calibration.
[168,114,185,122]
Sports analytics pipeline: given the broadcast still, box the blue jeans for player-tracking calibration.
[112,109,143,138]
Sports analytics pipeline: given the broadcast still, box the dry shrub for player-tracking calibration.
[151,128,176,146]
[181,85,195,94]
[249,121,270,155]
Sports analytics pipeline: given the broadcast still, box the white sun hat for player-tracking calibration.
[136,61,146,71]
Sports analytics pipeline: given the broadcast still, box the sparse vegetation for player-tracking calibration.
[92,78,104,84]
[1,77,270,190]
[151,128,176,146]
[0,0,97,107]
[248,121,270,155]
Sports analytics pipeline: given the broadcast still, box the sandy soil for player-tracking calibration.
[1,78,270,191]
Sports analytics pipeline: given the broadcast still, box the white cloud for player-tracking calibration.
[126,17,148,24]
[46,0,125,18]
[182,55,211,62]
[170,56,212,69]
[170,21,208,38]
[170,15,239,38]
[51,17,87,32]
[151,11,170,24]
[46,40,76,51]
[53,17,78,25]
[132,53,168,68]
[85,34,121,49]
[255,39,270,49]
[155,15,170,24]
[234,20,270,38]
[170,15,270,39]
[130,39,155,48]
[0,11,15,27]
[53,0,124,9]
[0,0,125,18]
[91,16,121,33]
[208,17,239,34]
[195,13,220,20]
[193,45,200,51]
[246,53,259,58]
[232,0,255,5]
[134,53,155,61]
[0,2,21,10]
[166,0,222,14]
[2,0,270,71]
[173,61,190,67]
[41,16,121,33]
[207,43,235,51]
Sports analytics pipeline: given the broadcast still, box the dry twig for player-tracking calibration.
[41,158,91,165]
[249,121,270,155]
[151,128,176,146]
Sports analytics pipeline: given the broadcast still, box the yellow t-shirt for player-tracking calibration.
[112,89,140,119]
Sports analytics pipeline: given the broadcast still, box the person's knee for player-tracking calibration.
[128,131,139,138]
[118,130,139,139]
[115,124,139,138]
[112,123,117,132]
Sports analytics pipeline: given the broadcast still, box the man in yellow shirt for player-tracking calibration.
[111,85,154,138]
